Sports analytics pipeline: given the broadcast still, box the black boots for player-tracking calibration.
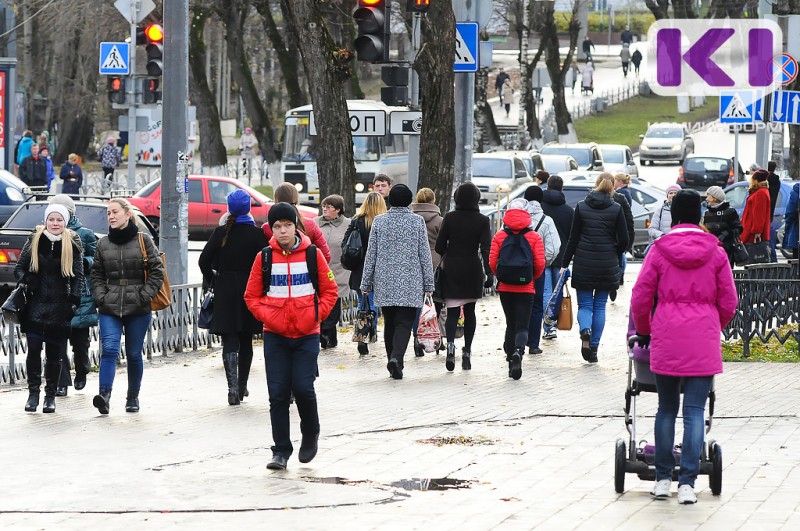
[445,343,456,372]
[588,345,599,364]
[42,359,61,413]
[357,342,369,355]
[298,433,320,464]
[93,390,111,415]
[222,352,240,406]
[508,348,523,380]
[42,396,56,413]
[387,358,403,380]
[580,329,592,361]
[462,349,471,370]
[125,393,140,413]
[25,392,39,412]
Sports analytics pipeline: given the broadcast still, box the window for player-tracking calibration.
[630,188,659,208]
[207,180,239,204]
[513,158,527,176]
[602,149,625,164]
[725,185,748,210]
[473,158,513,179]
[188,179,204,202]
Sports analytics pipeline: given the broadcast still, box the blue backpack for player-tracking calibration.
[496,228,534,285]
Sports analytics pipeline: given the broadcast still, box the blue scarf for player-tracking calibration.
[234,214,255,226]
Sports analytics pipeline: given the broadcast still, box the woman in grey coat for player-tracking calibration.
[361,184,434,380]
[314,194,351,349]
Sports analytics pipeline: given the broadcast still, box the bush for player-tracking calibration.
[554,11,655,35]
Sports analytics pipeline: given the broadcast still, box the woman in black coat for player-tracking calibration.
[561,175,629,363]
[199,190,268,406]
[434,182,492,371]
[703,186,742,267]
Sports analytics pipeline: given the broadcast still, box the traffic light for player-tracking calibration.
[137,23,164,76]
[406,0,430,13]
[107,76,126,104]
[381,66,408,106]
[353,0,390,63]
[143,77,161,104]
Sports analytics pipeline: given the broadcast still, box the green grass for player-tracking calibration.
[722,326,799,362]
[254,185,273,198]
[573,95,720,150]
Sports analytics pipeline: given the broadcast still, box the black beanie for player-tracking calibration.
[670,189,702,227]
[388,184,413,207]
[524,185,543,203]
[267,202,298,228]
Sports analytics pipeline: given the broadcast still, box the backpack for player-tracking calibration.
[261,245,320,320]
[340,217,363,271]
[496,228,534,285]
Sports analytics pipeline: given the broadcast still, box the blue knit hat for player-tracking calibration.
[227,189,251,216]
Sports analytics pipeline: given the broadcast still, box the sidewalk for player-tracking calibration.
[1,264,799,529]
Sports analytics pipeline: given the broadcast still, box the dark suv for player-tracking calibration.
[678,155,744,190]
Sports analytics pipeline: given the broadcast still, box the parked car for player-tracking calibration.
[0,198,158,300]
[128,175,318,238]
[723,179,799,255]
[540,142,604,171]
[541,154,580,174]
[638,122,694,165]
[0,170,29,226]
[508,150,545,178]
[471,153,533,204]
[598,144,639,177]
[678,155,744,190]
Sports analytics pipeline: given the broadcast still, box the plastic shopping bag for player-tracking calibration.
[544,268,570,326]
[417,295,441,353]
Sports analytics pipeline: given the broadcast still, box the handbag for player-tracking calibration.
[1,284,27,325]
[351,297,375,343]
[557,287,573,331]
[138,233,172,311]
[744,240,771,264]
[340,218,363,271]
[198,289,214,330]
[732,238,749,266]
[433,262,446,301]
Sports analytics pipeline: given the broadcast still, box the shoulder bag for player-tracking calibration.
[732,238,749,266]
[1,284,28,325]
[138,233,172,311]
[557,287,573,331]
[744,240,770,264]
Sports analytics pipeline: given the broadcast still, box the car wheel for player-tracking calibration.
[147,216,160,234]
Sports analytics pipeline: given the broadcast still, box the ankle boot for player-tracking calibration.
[125,393,140,413]
[43,359,62,406]
[222,352,240,406]
[445,343,456,372]
[24,392,39,412]
[93,390,111,415]
[42,396,56,413]
[509,348,523,380]
[461,349,471,370]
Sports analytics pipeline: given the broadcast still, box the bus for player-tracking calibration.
[279,100,409,205]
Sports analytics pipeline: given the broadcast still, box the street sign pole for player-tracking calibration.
[454,19,478,185]
[127,3,137,190]
[407,13,421,193]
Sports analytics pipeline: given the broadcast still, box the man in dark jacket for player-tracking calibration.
[19,144,49,187]
[540,175,574,339]
[767,161,781,262]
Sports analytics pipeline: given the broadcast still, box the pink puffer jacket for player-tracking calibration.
[631,225,738,377]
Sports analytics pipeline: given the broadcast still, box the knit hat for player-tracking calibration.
[670,189,702,227]
[267,202,297,228]
[388,184,413,207]
[752,169,769,182]
[227,189,252,216]
[705,186,725,203]
[454,182,481,210]
[665,184,682,195]
[44,204,70,224]
[523,185,543,203]
[508,198,529,211]
[49,194,76,215]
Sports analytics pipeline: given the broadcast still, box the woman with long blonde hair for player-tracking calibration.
[16,204,84,413]
[342,192,387,355]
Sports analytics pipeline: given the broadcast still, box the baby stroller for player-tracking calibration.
[614,315,722,494]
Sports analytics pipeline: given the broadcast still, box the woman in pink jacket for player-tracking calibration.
[631,190,738,505]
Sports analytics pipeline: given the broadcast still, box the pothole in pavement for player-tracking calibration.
[303,476,476,491]
[416,435,497,446]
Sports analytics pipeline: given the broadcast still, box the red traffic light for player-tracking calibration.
[407,0,430,13]
[145,24,164,43]
[110,78,123,91]
[360,0,383,5]
[107,77,126,104]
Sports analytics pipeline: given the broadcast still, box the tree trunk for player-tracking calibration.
[219,0,277,163]
[644,0,671,20]
[282,0,357,212]
[190,7,228,172]
[474,67,501,152]
[516,0,530,149]
[541,2,579,142]
[254,0,308,109]
[671,0,697,18]
[415,1,456,213]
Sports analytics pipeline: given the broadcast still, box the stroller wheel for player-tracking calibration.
[709,441,723,495]
[614,438,626,494]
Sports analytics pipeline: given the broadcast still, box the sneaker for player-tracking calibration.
[677,484,697,504]
[529,347,543,355]
[651,479,671,498]
[509,351,522,380]
[543,330,557,340]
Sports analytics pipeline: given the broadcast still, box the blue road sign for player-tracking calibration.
[454,22,479,73]
[719,90,762,124]
[770,53,798,85]
[99,42,130,75]
[771,90,800,125]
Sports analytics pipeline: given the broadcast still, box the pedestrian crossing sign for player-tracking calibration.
[719,90,762,124]
[99,42,130,75]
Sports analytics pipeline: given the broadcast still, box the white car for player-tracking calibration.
[541,154,580,174]
[598,144,639,177]
[471,153,533,204]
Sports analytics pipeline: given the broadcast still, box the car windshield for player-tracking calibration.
[685,158,729,173]
[541,147,591,167]
[602,149,625,164]
[473,159,512,179]
[136,180,160,197]
[6,203,110,234]
[646,128,682,139]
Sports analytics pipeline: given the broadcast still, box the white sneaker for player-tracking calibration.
[677,484,697,504]
[543,330,557,340]
[651,479,671,498]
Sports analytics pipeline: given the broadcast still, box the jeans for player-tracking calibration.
[526,274,545,349]
[499,292,534,354]
[59,327,92,387]
[263,332,320,459]
[98,312,152,395]
[770,226,778,262]
[541,266,558,334]
[620,253,627,283]
[356,291,377,315]
[382,306,417,363]
[654,374,714,487]
[576,289,609,347]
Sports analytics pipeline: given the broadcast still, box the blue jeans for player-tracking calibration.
[263,332,320,459]
[620,253,627,282]
[576,289,609,347]
[526,273,545,349]
[541,266,558,333]
[98,312,152,394]
[654,374,714,487]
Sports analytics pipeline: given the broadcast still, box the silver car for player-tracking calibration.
[599,144,639,177]
[471,153,533,204]
[638,123,694,165]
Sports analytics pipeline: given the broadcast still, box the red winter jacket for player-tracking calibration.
[489,208,546,294]
[740,184,771,244]
[244,233,338,338]
[262,216,332,263]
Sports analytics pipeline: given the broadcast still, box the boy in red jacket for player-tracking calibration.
[245,203,338,471]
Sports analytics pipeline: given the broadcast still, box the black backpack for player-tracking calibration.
[261,245,320,320]
[496,228,534,285]
[340,218,363,271]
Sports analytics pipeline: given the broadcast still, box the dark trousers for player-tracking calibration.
[222,331,255,391]
[102,167,115,180]
[320,298,342,346]
[526,274,545,349]
[382,306,417,364]
[500,292,534,354]
[263,332,320,459]
[59,327,91,387]
[444,302,477,350]
[26,337,66,397]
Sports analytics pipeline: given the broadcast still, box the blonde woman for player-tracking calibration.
[15,204,84,413]
[342,192,387,355]
[91,198,164,415]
